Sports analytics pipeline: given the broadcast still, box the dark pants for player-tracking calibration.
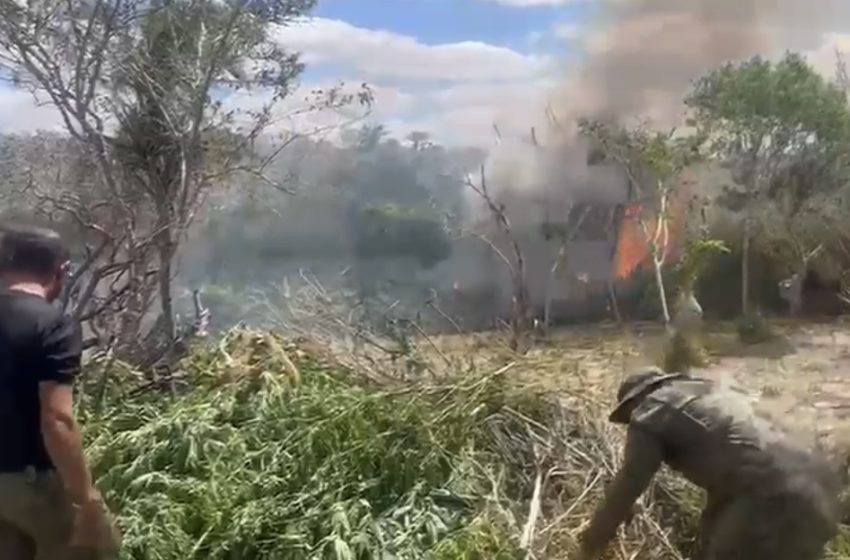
[0,470,119,560]
[696,492,837,560]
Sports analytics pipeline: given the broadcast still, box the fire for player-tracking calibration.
[614,195,688,281]
[615,203,651,280]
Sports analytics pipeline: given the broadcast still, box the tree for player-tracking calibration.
[0,0,370,361]
[540,204,591,331]
[193,129,463,333]
[580,119,700,326]
[836,50,850,95]
[464,166,530,352]
[686,52,850,315]
[0,133,154,349]
[406,131,433,151]
[353,204,451,268]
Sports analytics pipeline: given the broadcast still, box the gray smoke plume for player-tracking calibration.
[567,0,850,126]
[470,0,850,316]
[485,0,850,203]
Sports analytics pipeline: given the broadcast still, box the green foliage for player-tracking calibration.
[628,265,679,320]
[661,330,706,374]
[114,0,318,189]
[632,129,701,181]
[677,238,730,291]
[692,241,786,319]
[204,193,350,268]
[827,526,850,559]
[82,331,535,559]
[688,53,850,148]
[197,129,466,293]
[81,328,850,559]
[687,52,850,206]
[578,118,702,200]
[431,518,519,559]
[354,204,452,268]
[736,312,774,345]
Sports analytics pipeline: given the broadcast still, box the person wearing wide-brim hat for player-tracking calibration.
[578,366,840,560]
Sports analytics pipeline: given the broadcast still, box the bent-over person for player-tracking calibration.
[0,224,120,559]
[579,367,840,560]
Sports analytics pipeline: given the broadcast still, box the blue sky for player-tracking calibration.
[240,0,850,147]
[264,0,596,146]
[314,0,586,53]
[2,1,846,147]
[1,0,591,145]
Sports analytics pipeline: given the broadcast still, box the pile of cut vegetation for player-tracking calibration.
[82,329,708,559]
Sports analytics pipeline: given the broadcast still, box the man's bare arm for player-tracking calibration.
[580,427,664,558]
[39,381,99,505]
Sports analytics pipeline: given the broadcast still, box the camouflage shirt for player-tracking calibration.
[581,377,839,555]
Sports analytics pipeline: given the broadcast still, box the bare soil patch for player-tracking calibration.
[429,319,850,452]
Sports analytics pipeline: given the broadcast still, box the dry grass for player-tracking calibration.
[79,327,705,559]
[417,319,850,558]
[80,320,850,559]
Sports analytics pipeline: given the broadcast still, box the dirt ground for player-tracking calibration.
[431,319,850,453]
[697,322,850,452]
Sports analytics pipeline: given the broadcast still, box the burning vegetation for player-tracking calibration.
[2,0,850,558]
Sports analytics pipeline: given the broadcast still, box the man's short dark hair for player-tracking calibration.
[0,223,70,280]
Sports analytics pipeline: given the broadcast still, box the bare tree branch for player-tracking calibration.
[464,165,531,352]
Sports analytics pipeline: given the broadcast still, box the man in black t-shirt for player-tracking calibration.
[0,224,119,559]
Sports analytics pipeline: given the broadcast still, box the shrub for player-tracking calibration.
[736,312,774,345]
[662,330,707,374]
[84,328,845,559]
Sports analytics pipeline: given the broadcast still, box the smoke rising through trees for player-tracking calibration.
[1,0,849,340]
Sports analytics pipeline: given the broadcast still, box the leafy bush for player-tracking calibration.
[83,331,530,559]
[627,265,679,321]
[694,236,787,319]
[83,329,847,559]
[677,238,730,292]
[354,204,452,268]
[736,312,774,345]
[662,330,706,374]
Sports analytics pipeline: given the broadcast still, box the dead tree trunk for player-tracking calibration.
[608,277,622,325]
[155,230,176,343]
[542,205,592,330]
[779,244,824,317]
[544,245,566,330]
[607,206,624,325]
[509,240,531,351]
[742,216,751,315]
[465,166,530,352]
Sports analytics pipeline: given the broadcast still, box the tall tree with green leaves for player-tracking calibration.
[686,52,850,315]
[0,0,370,360]
[580,119,701,325]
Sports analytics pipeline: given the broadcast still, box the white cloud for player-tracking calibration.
[0,16,558,148]
[275,17,548,83]
[268,17,563,146]
[0,87,61,133]
[220,80,418,143]
[384,80,554,147]
[804,32,850,76]
[476,0,578,5]
[6,11,848,151]
[552,22,581,40]
[218,77,552,149]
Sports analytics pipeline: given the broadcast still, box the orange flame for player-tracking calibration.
[615,203,650,280]
[614,195,688,281]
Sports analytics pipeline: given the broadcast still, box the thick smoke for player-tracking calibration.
[488,0,850,198]
[568,0,850,125]
[471,0,850,317]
